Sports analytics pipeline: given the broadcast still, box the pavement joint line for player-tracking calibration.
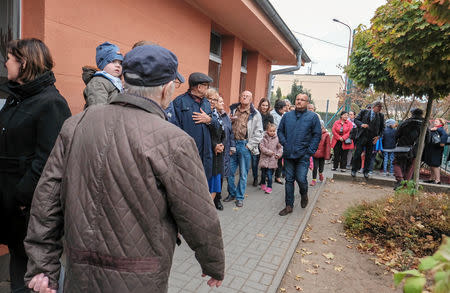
[267,175,328,293]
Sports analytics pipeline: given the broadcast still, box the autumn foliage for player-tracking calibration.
[344,192,449,269]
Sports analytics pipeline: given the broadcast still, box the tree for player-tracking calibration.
[371,0,450,187]
[276,87,282,100]
[285,80,311,105]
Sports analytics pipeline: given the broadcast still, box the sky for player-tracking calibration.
[270,0,386,76]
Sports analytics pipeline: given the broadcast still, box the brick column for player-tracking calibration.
[246,52,271,106]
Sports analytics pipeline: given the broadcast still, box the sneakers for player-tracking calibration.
[351,170,356,177]
[340,168,346,172]
[223,195,235,202]
[364,172,370,179]
[331,167,337,171]
[301,195,309,208]
[235,200,243,207]
[279,206,293,216]
[319,173,324,182]
[310,179,316,186]
[261,184,266,191]
[275,178,284,185]
[265,187,272,194]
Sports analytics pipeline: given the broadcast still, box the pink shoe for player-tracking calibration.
[319,173,324,182]
[310,180,316,186]
[261,184,266,191]
[265,187,272,194]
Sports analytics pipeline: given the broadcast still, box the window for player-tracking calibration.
[1,0,20,108]
[239,49,248,93]
[208,31,222,89]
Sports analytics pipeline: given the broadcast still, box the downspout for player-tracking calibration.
[266,49,302,99]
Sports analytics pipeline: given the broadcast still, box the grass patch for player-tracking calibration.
[344,191,449,270]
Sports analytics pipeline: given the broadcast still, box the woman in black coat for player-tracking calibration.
[423,118,448,184]
[0,38,71,292]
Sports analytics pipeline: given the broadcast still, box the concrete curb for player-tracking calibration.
[332,172,450,193]
[269,178,327,293]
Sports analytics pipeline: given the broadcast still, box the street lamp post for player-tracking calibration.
[333,18,352,111]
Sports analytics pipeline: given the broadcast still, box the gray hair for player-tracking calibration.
[124,81,165,99]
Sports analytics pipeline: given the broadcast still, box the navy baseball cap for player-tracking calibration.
[122,45,185,87]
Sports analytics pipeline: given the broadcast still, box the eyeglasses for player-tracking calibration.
[174,80,181,88]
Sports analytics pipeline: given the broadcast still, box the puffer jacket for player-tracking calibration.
[0,71,71,245]
[313,129,331,160]
[277,109,321,159]
[24,93,225,292]
[258,132,283,169]
[229,103,264,155]
[82,66,119,107]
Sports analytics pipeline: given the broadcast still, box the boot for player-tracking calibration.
[300,195,308,208]
[214,193,223,210]
[279,206,293,216]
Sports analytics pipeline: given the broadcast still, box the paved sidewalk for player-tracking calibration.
[168,171,328,293]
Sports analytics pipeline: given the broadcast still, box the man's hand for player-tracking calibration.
[214,144,224,155]
[202,274,222,288]
[372,136,379,144]
[192,109,212,124]
[361,124,369,128]
[28,273,56,293]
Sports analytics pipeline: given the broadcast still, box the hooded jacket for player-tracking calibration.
[82,66,120,107]
[0,71,71,244]
[229,103,264,155]
[258,132,283,169]
[24,93,225,292]
[313,129,331,160]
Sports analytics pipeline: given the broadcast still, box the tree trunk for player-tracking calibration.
[382,93,390,119]
[402,95,416,121]
[412,96,433,189]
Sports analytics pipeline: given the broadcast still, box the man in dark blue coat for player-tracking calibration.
[167,72,218,179]
[277,94,321,216]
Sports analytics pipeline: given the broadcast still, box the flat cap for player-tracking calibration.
[188,72,213,87]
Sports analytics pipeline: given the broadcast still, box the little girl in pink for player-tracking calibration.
[259,123,283,194]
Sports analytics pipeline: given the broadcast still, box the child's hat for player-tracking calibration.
[96,42,124,70]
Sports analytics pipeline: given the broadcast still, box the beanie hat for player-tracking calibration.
[96,42,124,70]
[386,119,396,127]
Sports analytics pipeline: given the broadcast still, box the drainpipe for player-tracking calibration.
[266,49,302,99]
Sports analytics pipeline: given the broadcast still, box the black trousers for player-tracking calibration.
[333,141,349,169]
[312,157,325,179]
[9,241,30,293]
[352,138,374,173]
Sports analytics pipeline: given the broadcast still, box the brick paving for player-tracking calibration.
[168,171,327,293]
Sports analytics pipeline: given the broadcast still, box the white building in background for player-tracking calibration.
[273,74,345,113]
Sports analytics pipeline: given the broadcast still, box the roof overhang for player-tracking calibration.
[184,0,310,65]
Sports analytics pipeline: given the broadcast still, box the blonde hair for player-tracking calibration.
[435,118,448,131]
[205,88,219,101]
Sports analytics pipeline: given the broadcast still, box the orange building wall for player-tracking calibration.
[22,0,211,114]
[21,0,277,113]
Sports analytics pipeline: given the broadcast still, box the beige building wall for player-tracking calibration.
[273,74,345,113]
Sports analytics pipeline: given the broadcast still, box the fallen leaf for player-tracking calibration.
[322,240,328,245]
[346,245,353,249]
[322,252,335,259]
[328,237,337,242]
[296,250,301,254]
[295,274,302,281]
[306,268,318,274]
[324,260,332,264]
[288,270,291,274]
[312,213,316,217]
[295,285,303,291]
[305,251,312,255]
[330,179,335,183]
[280,288,286,292]
[256,233,265,238]
[301,259,310,264]
[334,266,344,272]
[313,264,320,268]
[233,207,239,211]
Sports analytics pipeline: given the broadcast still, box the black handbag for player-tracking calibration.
[430,131,441,145]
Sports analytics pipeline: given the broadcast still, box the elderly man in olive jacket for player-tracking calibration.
[24,45,224,293]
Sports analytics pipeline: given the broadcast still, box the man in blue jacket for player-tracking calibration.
[167,72,218,179]
[278,94,321,216]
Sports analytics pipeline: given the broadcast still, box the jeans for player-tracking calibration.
[227,140,251,201]
[251,154,260,182]
[383,151,394,174]
[260,168,274,188]
[285,156,309,207]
